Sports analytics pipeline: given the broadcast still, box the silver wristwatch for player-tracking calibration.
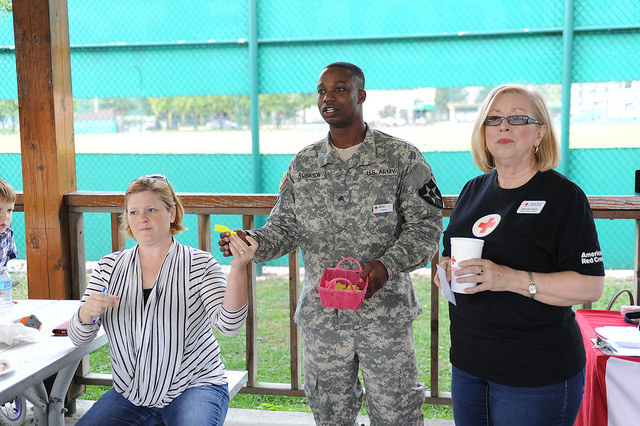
[528,271,537,299]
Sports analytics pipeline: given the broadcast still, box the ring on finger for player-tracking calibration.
[479,268,485,274]
[240,250,245,255]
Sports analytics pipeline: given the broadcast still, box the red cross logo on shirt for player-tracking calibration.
[472,214,502,238]
[477,217,496,234]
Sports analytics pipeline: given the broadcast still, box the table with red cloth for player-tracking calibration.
[574,309,640,426]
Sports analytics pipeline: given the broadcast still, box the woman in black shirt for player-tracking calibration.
[435,85,604,426]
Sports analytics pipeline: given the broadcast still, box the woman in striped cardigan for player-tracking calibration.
[69,175,256,426]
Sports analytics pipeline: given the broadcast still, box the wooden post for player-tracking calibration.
[288,249,301,390]
[13,0,76,299]
[197,214,212,252]
[430,251,440,400]
[243,215,258,387]
[635,219,639,300]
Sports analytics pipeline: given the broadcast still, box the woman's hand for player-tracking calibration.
[455,258,518,294]
[456,259,604,305]
[228,233,258,266]
[78,291,120,325]
[433,256,452,289]
[224,234,257,311]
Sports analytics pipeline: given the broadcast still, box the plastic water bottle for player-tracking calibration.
[0,268,13,320]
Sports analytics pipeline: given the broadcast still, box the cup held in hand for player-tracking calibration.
[450,237,485,293]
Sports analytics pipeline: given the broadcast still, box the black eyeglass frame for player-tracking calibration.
[483,115,542,126]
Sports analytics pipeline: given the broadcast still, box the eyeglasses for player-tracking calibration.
[484,115,542,126]
[130,174,168,184]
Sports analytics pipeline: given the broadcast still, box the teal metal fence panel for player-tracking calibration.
[70,45,250,98]
[2,150,638,269]
[1,1,639,270]
[2,0,639,99]
[68,0,248,44]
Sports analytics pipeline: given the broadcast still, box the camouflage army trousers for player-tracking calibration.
[302,322,426,426]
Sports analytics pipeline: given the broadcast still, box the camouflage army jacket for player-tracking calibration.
[249,126,443,328]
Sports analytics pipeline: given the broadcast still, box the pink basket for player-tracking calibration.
[318,258,369,311]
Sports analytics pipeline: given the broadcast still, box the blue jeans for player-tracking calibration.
[451,366,585,426]
[77,384,229,426]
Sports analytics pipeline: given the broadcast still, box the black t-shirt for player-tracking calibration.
[442,170,604,387]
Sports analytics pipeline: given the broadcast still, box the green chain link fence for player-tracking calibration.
[1,0,639,268]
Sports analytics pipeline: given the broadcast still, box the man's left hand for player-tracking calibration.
[360,260,388,299]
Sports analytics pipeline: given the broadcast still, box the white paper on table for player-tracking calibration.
[595,326,640,356]
[436,264,456,306]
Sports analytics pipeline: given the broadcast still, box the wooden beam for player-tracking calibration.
[65,192,278,215]
[13,0,75,299]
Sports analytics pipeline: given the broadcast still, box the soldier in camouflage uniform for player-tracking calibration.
[219,62,442,425]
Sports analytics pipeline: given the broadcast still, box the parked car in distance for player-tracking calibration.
[206,119,239,130]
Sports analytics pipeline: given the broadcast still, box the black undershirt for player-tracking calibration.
[143,288,152,305]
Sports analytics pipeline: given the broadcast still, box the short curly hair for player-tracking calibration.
[324,62,365,91]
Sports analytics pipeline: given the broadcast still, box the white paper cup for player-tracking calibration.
[450,237,485,293]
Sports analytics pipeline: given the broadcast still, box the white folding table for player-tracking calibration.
[0,299,107,426]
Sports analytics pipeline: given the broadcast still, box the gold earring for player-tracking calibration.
[533,145,539,154]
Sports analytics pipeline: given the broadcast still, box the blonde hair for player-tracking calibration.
[121,176,186,239]
[0,178,16,203]
[470,84,560,173]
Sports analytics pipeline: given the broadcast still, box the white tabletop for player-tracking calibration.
[0,299,107,424]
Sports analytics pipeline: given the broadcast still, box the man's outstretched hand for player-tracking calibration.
[218,230,249,257]
[360,260,388,299]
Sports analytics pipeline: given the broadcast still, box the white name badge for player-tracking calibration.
[373,203,393,214]
[517,200,546,214]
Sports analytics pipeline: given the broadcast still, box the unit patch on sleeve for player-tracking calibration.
[418,178,443,209]
[278,172,287,191]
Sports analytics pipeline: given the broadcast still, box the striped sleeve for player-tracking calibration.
[217,304,249,336]
[196,251,248,337]
[68,252,118,346]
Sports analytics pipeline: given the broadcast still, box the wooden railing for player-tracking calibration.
[15,192,640,404]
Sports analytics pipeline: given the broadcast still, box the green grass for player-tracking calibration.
[8,269,636,420]
[588,274,636,311]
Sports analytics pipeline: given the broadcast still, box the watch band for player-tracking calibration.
[528,271,536,299]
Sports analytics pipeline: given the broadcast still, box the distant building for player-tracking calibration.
[74,109,119,134]
[571,82,640,123]
[447,103,478,123]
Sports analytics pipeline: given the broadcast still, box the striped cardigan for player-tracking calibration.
[68,239,248,407]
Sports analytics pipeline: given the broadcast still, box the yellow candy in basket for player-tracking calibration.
[334,281,360,291]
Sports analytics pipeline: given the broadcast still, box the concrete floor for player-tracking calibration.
[59,399,455,425]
